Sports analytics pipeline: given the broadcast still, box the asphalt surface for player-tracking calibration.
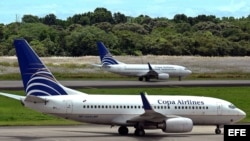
[1,80,250,90]
[0,125,224,141]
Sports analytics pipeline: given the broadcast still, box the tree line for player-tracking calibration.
[0,7,249,56]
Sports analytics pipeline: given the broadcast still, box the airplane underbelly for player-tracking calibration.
[187,115,233,125]
[56,114,136,125]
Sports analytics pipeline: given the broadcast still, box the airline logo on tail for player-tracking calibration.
[14,39,68,96]
[97,41,119,65]
[26,69,67,96]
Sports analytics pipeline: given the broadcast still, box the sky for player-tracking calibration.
[0,0,249,24]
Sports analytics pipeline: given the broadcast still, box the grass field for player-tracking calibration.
[0,87,249,126]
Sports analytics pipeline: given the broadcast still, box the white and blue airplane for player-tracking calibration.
[95,41,192,81]
[0,39,246,136]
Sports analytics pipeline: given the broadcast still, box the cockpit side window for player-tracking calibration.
[228,104,236,109]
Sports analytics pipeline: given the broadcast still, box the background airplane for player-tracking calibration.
[95,41,192,82]
[0,39,246,136]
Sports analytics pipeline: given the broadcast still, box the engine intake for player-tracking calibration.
[158,73,169,80]
[162,117,193,133]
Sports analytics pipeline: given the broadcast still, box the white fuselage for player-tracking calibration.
[101,64,191,78]
[23,94,245,126]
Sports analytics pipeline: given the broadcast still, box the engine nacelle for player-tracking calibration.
[158,73,169,80]
[162,117,193,133]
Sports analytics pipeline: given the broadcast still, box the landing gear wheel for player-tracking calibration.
[145,76,150,82]
[134,128,145,136]
[178,76,182,81]
[138,77,143,81]
[118,126,129,135]
[215,128,221,134]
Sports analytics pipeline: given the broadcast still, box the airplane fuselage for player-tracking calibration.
[23,94,245,127]
[101,64,191,78]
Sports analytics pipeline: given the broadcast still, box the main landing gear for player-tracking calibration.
[118,126,146,136]
[138,76,150,82]
[118,126,129,135]
[215,125,222,134]
[134,128,145,136]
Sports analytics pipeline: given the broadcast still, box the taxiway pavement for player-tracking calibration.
[0,124,224,141]
[1,80,250,90]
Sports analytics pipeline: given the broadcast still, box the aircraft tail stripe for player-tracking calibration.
[14,39,68,96]
[97,41,119,65]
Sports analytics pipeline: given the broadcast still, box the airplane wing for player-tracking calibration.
[139,63,170,81]
[140,63,159,77]
[127,92,166,122]
[127,92,179,124]
[0,92,25,101]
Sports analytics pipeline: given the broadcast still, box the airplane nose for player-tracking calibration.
[238,109,246,119]
[186,70,192,75]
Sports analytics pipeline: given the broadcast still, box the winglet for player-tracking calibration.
[140,92,152,110]
[147,62,153,71]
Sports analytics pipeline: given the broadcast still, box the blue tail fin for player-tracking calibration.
[14,39,68,96]
[96,41,119,65]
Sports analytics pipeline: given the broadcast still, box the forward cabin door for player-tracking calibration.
[216,102,222,115]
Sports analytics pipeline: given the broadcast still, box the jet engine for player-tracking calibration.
[157,73,169,80]
[162,117,193,133]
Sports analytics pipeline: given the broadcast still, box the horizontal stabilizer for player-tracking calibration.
[0,92,25,101]
[24,95,47,103]
[90,64,102,68]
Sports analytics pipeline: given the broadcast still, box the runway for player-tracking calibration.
[1,80,250,90]
[0,124,223,141]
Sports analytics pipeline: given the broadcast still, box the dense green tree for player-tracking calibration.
[65,26,117,56]
[113,12,127,24]
[0,7,249,56]
[22,15,40,23]
[173,14,188,23]
[0,24,4,40]
[91,8,114,24]
[42,14,57,25]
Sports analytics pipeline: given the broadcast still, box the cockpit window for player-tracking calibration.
[229,104,236,109]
